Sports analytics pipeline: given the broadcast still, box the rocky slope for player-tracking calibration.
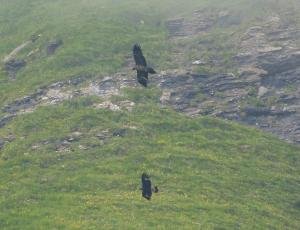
[1,10,300,145]
[164,11,300,144]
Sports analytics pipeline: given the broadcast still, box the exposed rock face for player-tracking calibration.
[230,15,300,143]
[156,71,300,143]
[3,95,38,113]
[0,115,15,128]
[166,9,241,38]
[0,73,136,129]
[156,71,250,118]
[1,64,299,144]
[2,74,93,116]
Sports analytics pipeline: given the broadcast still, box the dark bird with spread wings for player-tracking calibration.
[132,44,156,87]
[141,173,159,200]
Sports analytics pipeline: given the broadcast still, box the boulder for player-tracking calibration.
[4,59,26,78]
[47,39,63,55]
[257,86,268,98]
[113,129,127,137]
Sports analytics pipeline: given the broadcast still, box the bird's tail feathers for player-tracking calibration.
[153,186,159,193]
[138,76,148,87]
[147,67,156,74]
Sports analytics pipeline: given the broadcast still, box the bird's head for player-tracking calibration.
[142,173,149,180]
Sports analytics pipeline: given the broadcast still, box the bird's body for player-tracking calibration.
[132,44,156,87]
[141,173,152,200]
[141,173,159,200]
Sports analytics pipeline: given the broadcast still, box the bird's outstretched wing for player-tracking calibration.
[137,70,148,87]
[133,44,147,66]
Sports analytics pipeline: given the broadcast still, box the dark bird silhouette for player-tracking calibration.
[141,173,159,200]
[132,44,156,87]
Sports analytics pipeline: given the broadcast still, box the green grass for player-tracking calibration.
[0,90,300,229]
[1,0,300,229]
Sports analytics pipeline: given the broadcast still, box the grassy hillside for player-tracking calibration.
[0,0,300,229]
[0,89,300,229]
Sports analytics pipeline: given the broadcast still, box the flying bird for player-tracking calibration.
[132,44,156,87]
[141,173,159,200]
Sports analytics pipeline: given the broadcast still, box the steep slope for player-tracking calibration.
[0,93,300,229]
[0,0,300,229]
[163,4,300,144]
[1,0,300,143]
